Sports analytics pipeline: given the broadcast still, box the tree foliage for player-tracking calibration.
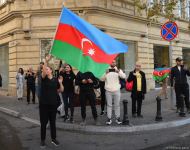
[134,0,178,21]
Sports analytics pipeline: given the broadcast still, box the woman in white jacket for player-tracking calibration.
[16,68,25,100]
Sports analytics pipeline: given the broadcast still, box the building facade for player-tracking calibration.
[0,0,190,95]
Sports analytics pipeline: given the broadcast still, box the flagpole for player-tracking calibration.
[169,41,175,110]
[49,3,65,55]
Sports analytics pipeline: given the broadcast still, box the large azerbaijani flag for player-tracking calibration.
[153,68,171,82]
[50,8,128,78]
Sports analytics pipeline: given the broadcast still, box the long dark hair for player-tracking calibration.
[65,64,74,75]
[19,68,24,75]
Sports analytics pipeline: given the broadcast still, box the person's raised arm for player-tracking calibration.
[58,76,64,93]
[42,55,51,79]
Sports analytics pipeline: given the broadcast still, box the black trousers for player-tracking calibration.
[39,105,57,141]
[132,91,143,115]
[100,82,106,112]
[62,92,74,117]
[175,84,189,109]
[79,90,97,120]
[27,84,35,103]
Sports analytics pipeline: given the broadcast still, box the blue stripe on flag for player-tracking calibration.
[59,8,128,55]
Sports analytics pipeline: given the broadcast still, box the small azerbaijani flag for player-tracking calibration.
[153,68,171,82]
[50,8,128,78]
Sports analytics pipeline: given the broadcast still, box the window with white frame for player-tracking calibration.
[178,0,183,18]
[160,0,169,14]
[147,0,154,8]
[0,0,6,5]
[186,0,190,20]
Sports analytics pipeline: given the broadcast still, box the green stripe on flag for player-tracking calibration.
[50,40,109,78]
[153,73,169,82]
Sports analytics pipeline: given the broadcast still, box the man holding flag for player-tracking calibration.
[153,65,170,99]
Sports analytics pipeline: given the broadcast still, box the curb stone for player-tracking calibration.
[1,106,190,134]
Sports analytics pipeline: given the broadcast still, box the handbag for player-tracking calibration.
[125,80,133,91]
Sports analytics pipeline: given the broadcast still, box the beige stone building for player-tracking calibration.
[1,0,190,95]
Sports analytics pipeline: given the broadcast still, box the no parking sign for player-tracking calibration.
[161,21,178,41]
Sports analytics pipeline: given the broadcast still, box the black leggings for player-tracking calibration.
[62,92,74,117]
[39,105,57,141]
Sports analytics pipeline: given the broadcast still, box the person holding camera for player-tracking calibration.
[25,67,36,104]
[102,60,126,125]
[75,71,99,125]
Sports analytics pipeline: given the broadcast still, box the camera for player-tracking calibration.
[109,69,115,72]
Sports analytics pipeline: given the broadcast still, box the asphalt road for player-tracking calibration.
[1,111,190,150]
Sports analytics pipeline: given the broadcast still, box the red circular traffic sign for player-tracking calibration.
[161,21,178,41]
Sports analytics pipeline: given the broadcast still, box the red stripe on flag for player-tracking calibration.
[153,69,170,77]
[55,23,117,64]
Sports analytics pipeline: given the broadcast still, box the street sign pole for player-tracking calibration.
[169,41,175,110]
[161,21,178,110]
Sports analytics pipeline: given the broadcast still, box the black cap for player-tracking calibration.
[176,57,183,62]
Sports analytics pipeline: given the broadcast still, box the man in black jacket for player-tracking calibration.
[25,67,36,104]
[171,57,190,113]
[75,71,98,125]
[127,62,146,118]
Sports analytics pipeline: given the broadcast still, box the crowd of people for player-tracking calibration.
[14,55,190,148]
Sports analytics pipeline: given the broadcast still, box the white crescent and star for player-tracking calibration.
[81,38,95,56]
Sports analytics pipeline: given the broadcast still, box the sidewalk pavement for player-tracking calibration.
[0,89,190,133]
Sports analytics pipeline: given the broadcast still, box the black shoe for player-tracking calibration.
[100,111,104,116]
[40,141,46,149]
[137,115,143,118]
[106,118,112,125]
[33,101,35,104]
[60,115,65,118]
[51,139,60,147]
[70,117,74,123]
[64,115,69,122]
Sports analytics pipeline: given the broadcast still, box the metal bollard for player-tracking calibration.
[122,99,129,125]
[179,94,186,117]
[155,96,162,121]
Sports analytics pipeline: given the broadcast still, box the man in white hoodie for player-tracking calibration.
[102,60,126,125]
